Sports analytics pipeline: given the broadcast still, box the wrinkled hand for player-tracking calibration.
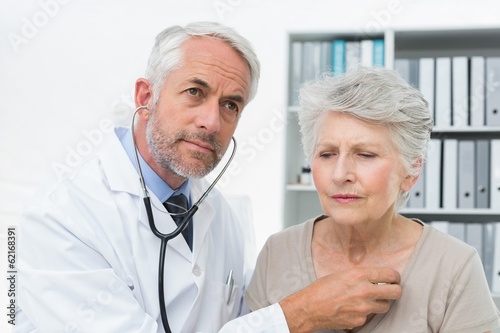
[279,267,402,332]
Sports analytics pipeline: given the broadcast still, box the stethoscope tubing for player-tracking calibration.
[143,195,198,332]
[131,106,237,332]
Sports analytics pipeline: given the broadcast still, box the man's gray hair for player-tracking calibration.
[145,21,260,106]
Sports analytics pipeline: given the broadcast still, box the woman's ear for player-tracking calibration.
[401,158,422,192]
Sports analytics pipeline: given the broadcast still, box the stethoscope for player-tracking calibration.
[130,106,237,332]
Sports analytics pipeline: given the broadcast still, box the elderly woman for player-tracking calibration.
[246,67,500,332]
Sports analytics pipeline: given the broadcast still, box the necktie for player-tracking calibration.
[164,194,193,250]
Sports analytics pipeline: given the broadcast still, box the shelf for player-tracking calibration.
[430,127,500,139]
[400,208,500,222]
[289,31,385,43]
[286,184,316,191]
[394,28,500,58]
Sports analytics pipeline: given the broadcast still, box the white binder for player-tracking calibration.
[419,58,435,122]
[492,139,500,209]
[442,139,458,209]
[425,139,442,209]
[470,56,486,127]
[452,57,469,127]
[486,57,500,126]
[435,57,452,128]
[457,140,475,209]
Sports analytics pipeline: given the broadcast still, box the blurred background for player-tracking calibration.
[1,1,500,331]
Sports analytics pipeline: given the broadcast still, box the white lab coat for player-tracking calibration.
[15,128,288,333]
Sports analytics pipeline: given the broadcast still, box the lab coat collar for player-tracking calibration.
[99,127,145,196]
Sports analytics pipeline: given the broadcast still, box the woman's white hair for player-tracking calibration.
[298,66,433,208]
[144,21,260,106]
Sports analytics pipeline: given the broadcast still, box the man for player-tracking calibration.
[16,22,401,332]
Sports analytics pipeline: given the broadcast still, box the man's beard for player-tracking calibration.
[145,111,224,179]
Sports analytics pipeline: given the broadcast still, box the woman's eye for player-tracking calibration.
[319,152,333,158]
[359,153,375,158]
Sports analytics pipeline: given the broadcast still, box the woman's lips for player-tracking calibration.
[332,194,361,204]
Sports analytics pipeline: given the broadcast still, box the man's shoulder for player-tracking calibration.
[26,133,130,212]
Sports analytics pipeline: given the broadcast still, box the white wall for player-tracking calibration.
[1,0,500,330]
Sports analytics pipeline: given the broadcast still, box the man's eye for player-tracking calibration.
[225,101,239,112]
[187,88,199,96]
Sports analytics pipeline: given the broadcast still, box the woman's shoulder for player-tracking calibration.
[267,215,324,244]
[421,222,478,259]
[262,216,326,258]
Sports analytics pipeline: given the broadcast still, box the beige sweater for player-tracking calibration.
[246,217,500,333]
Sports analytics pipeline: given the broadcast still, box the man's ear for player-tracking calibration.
[401,158,422,192]
[135,78,153,117]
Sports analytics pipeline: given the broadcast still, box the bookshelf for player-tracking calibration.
[284,30,388,229]
[283,27,500,302]
[284,27,500,226]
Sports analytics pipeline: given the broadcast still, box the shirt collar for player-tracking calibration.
[119,127,190,204]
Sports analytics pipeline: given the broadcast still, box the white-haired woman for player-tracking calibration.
[246,67,500,332]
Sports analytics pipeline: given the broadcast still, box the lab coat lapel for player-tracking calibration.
[180,179,216,333]
[100,128,192,261]
[190,179,215,263]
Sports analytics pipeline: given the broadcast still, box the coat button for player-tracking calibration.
[192,264,202,276]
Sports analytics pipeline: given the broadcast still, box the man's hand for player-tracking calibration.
[279,267,402,332]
